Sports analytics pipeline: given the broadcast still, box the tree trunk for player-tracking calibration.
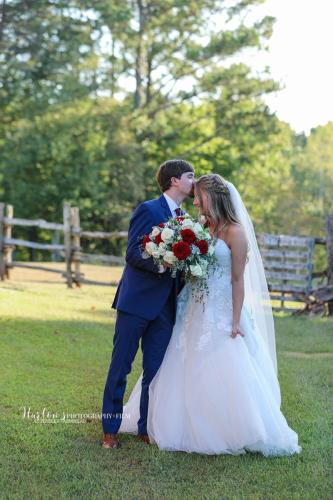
[146,47,153,105]
[134,0,145,108]
[110,37,116,97]
[0,0,7,43]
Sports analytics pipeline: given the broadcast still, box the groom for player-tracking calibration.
[102,159,195,449]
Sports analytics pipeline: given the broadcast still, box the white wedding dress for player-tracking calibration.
[120,238,301,456]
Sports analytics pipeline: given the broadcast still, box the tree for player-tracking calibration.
[291,122,333,235]
[1,0,301,252]
[0,1,98,121]
[93,0,275,110]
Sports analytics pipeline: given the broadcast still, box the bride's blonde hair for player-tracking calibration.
[195,174,240,237]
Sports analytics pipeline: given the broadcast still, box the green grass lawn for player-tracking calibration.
[0,265,332,499]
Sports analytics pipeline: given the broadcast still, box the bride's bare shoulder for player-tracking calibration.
[227,222,246,237]
[226,223,247,246]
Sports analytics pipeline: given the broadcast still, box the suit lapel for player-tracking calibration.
[159,194,173,221]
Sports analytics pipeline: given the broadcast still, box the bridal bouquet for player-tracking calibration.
[141,214,216,298]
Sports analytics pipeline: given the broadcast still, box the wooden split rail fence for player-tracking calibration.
[258,233,324,312]
[0,202,332,313]
[0,202,127,287]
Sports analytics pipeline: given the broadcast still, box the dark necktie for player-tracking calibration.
[175,207,183,217]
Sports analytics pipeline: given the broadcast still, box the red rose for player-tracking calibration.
[194,239,209,255]
[154,232,163,244]
[142,235,150,248]
[172,241,191,260]
[158,222,165,228]
[175,216,185,222]
[180,228,196,244]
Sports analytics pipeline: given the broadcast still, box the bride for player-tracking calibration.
[120,174,301,456]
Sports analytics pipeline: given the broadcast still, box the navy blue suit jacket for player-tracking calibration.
[112,195,178,321]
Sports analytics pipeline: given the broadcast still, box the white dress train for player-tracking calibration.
[120,239,301,456]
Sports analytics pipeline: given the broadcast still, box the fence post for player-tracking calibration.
[4,205,13,279]
[51,230,61,262]
[71,206,82,287]
[63,202,73,288]
[326,214,333,315]
[0,203,5,280]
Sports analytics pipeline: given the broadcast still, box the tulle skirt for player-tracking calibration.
[120,284,301,457]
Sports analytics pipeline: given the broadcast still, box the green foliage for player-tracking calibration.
[0,0,97,122]
[291,122,333,236]
[0,0,332,256]
[2,98,142,225]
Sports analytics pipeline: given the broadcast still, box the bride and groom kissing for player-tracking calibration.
[101,159,301,456]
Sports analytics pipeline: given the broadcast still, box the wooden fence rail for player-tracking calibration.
[0,202,332,313]
[0,202,127,287]
[259,233,315,312]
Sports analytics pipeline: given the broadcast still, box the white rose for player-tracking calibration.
[182,218,194,228]
[161,227,174,243]
[158,243,167,256]
[190,264,203,277]
[163,251,178,264]
[193,222,204,236]
[145,242,157,255]
[153,243,167,259]
[151,227,160,238]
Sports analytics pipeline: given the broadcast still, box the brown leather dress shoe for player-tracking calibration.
[102,433,120,449]
[137,434,150,444]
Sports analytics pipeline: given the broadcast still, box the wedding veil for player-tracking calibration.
[227,182,277,372]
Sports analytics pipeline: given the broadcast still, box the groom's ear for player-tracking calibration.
[170,176,180,187]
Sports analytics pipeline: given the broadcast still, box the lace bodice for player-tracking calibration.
[173,239,236,358]
[210,238,232,281]
[214,238,232,267]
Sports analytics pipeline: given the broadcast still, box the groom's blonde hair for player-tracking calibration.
[195,174,240,237]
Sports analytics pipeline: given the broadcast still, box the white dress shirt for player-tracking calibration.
[163,193,181,217]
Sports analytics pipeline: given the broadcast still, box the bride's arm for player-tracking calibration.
[229,225,248,338]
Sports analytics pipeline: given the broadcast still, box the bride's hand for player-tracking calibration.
[231,324,245,338]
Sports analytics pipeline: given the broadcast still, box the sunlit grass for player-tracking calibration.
[0,265,332,499]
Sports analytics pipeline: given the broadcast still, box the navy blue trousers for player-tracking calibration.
[102,296,174,435]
